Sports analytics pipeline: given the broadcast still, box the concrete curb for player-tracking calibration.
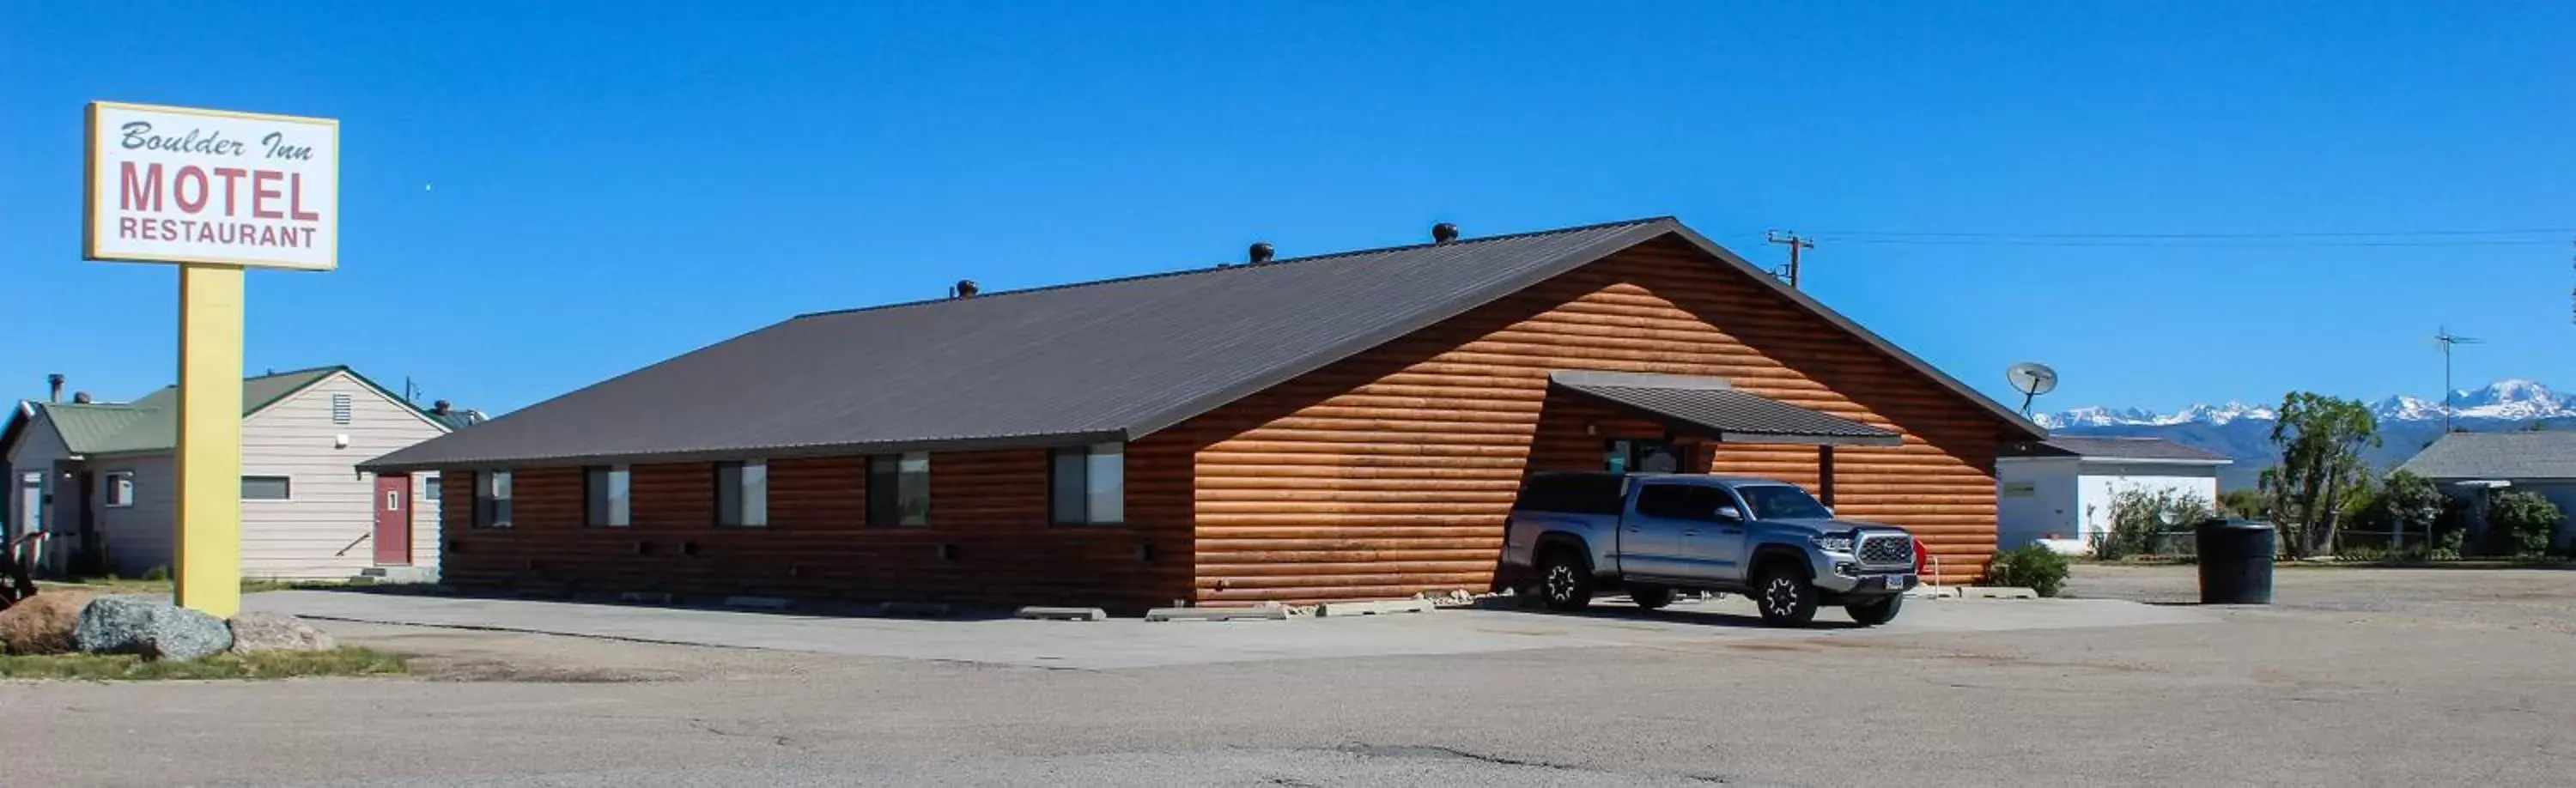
[1145,605,1288,622]
[1015,606,1109,621]
[1317,599,1434,617]
[1959,586,2039,599]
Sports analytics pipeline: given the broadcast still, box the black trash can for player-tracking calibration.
[2196,518,2275,604]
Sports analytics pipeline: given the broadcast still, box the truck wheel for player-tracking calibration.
[1845,595,1903,626]
[1629,585,1674,610]
[1753,566,1819,627]
[1538,549,1594,611]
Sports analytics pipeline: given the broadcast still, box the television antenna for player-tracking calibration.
[2433,326,2483,433]
[2005,361,2059,418]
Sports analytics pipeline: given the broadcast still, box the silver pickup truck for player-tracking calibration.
[1500,472,1920,627]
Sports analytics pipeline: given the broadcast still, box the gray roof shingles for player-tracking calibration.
[2397,432,2576,481]
[1552,379,1902,446]
[363,217,2043,471]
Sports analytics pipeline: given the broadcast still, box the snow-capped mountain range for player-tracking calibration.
[2033,379,2576,429]
[2035,379,2576,488]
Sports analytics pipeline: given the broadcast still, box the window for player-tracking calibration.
[423,475,442,504]
[1735,484,1832,520]
[329,392,353,425]
[585,466,631,527]
[240,476,292,500]
[1513,473,1628,516]
[867,452,930,527]
[476,470,513,529]
[1634,484,1736,522]
[715,461,768,528]
[102,471,136,508]
[1050,443,1125,524]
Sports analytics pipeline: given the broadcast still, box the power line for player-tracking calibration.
[1814,237,2567,248]
[1807,227,2576,239]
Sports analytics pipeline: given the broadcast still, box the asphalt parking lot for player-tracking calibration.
[9,565,2576,786]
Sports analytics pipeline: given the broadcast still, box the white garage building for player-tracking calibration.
[1997,436,2231,555]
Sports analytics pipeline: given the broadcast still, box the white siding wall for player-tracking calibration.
[1997,458,2081,550]
[5,411,76,573]
[89,452,179,576]
[2074,462,2222,543]
[239,373,449,579]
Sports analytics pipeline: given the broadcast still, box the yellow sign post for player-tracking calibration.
[85,101,338,617]
[175,264,247,615]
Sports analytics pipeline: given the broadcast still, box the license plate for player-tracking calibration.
[1880,574,1912,590]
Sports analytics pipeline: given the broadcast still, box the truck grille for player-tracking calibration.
[1858,534,1914,567]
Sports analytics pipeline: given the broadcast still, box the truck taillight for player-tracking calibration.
[1914,537,1928,575]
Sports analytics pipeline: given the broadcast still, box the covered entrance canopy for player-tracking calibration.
[1549,371,1902,447]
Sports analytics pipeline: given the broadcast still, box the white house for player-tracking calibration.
[1996,436,2232,555]
[2,367,478,581]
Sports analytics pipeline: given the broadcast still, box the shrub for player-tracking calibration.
[2490,491,2564,559]
[141,566,172,582]
[1986,544,2071,597]
[2094,488,2215,561]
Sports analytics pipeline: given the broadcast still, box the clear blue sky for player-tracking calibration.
[5,3,2570,415]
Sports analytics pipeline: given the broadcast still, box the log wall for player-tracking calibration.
[1179,236,2011,603]
[434,429,1196,609]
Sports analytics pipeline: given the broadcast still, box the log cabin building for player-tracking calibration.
[362,217,2044,609]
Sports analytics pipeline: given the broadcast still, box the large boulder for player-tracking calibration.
[72,596,234,661]
[0,591,96,655]
[226,611,335,653]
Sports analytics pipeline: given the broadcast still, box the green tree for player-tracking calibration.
[2490,491,2564,558]
[2095,488,2216,560]
[2259,392,2380,558]
[2366,470,2447,549]
[2218,488,2269,519]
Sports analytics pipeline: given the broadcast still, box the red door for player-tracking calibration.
[373,474,412,566]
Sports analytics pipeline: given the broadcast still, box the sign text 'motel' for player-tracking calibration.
[85,101,339,271]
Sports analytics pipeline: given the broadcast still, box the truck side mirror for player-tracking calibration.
[1710,506,1742,522]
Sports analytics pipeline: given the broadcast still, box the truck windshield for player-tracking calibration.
[1736,485,1832,519]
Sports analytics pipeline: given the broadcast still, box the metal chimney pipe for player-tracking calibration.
[46,373,64,403]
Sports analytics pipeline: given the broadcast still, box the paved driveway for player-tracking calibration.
[245,589,2210,670]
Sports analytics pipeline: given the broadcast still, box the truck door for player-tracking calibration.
[1638,484,1741,582]
[1627,483,1730,581]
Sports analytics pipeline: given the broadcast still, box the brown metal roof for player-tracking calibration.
[361,217,2041,472]
[1550,372,1904,447]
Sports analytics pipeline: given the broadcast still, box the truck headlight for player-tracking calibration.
[1811,533,1855,554]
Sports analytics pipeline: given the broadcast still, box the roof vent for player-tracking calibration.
[432,399,453,415]
[953,279,980,299]
[1431,222,1461,244]
[1248,242,1275,265]
[72,391,94,404]
[46,373,64,403]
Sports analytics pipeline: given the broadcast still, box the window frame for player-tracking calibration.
[240,476,293,501]
[714,460,769,528]
[866,452,931,527]
[101,470,137,508]
[475,470,513,530]
[585,465,632,527]
[1048,443,1127,526]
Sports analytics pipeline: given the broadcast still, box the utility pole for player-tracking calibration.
[2434,326,2482,433]
[1765,230,1813,288]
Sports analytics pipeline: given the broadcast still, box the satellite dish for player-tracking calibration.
[2006,362,2058,417]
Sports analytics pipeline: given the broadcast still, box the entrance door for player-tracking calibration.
[372,474,412,566]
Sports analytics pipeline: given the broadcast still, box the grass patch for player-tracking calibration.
[0,647,407,681]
